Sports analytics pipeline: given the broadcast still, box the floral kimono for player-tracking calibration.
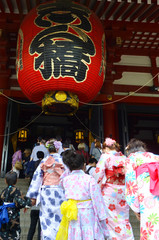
[26,155,66,240]
[58,169,109,240]
[95,151,134,240]
[125,151,159,240]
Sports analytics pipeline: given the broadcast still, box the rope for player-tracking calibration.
[0,111,44,137]
[0,72,158,106]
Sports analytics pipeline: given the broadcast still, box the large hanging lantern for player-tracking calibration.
[16,0,106,115]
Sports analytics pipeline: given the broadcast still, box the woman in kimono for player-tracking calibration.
[56,150,109,240]
[26,140,66,240]
[95,138,134,240]
[125,138,159,240]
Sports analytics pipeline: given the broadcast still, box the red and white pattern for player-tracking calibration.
[95,151,134,240]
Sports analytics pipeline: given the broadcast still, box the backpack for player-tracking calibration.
[86,166,94,175]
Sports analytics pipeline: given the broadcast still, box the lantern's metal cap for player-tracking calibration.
[42,91,79,116]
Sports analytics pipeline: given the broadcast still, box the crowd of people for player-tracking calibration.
[0,135,158,240]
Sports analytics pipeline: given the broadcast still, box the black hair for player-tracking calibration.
[16,146,21,151]
[62,150,85,171]
[125,138,147,156]
[48,143,57,153]
[5,171,17,186]
[62,140,70,149]
[37,151,44,159]
[88,157,97,164]
[56,135,62,141]
[37,136,42,142]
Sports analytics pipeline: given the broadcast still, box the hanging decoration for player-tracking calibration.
[16,0,106,115]
[18,129,28,142]
[75,129,85,143]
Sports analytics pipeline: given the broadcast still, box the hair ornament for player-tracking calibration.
[54,141,62,150]
[105,138,116,146]
[45,141,50,148]
[45,138,57,148]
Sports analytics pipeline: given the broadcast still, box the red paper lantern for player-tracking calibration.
[16,0,106,115]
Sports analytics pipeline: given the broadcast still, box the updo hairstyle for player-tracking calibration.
[48,140,57,153]
[125,138,147,156]
[102,138,120,151]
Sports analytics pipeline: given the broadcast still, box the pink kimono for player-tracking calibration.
[95,151,134,240]
[60,169,109,240]
[125,151,159,240]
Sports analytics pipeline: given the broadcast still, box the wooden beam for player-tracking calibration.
[113,85,150,94]
[96,1,109,19]
[113,65,156,73]
[147,8,159,22]
[16,0,23,15]
[3,89,26,99]
[115,48,159,57]
[104,2,121,20]
[138,3,158,22]
[35,0,41,5]
[0,23,20,32]
[26,0,32,13]
[102,21,159,34]
[113,2,131,21]
[130,3,149,21]
[122,2,140,21]
[94,94,159,105]
[0,2,5,13]
[89,0,99,10]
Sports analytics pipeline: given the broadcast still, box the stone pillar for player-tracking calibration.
[103,103,117,139]
[0,95,8,169]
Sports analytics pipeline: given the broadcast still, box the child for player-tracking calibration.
[85,157,97,176]
[56,150,109,240]
[0,171,32,240]
[34,150,44,170]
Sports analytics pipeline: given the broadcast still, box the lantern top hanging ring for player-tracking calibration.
[16,0,106,115]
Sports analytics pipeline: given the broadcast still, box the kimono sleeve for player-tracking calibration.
[125,154,140,213]
[89,177,109,237]
[14,189,32,209]
[26,162,43,200]
[89,177,107,221]
[19,150,22,160]
[94,154,107,186]
[59,168,71,188]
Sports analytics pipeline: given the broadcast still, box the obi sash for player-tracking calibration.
[41,156,64,186]
[56,199,91,240]
[0,202,15,228]
[136,162,159,196]
[105,165,125,185]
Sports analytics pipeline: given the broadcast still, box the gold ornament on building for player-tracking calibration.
[42,91,79,116]
[75,129,85,143]
[18,129,28,142]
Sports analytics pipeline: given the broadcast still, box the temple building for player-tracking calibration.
[0,0,159,174]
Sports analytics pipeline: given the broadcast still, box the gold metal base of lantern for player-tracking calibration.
[42,91,79,116]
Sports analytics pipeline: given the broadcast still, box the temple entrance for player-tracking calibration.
[1,100,104,174]
[118,104,159,155]
[11,102,90,150]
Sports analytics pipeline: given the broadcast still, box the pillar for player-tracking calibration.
[103,103,118,140]
[0,95,8,169]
